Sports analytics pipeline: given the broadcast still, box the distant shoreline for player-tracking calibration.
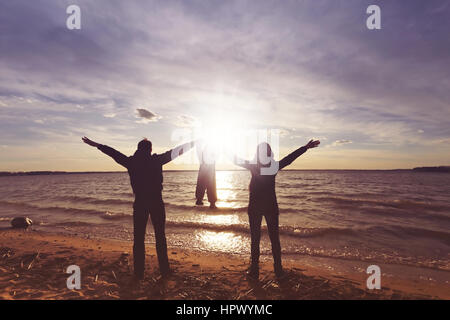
[1,167,449,176]
[412,166,450,173]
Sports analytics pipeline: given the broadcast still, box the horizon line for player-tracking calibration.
[2,166,449,176]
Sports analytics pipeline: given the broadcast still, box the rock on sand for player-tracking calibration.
[11,217,33,229]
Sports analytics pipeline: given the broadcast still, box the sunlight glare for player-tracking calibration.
[215,171,239,208]
[195,230,246,253]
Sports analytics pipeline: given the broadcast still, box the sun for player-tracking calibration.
[191,90,262,163]
[197,114,246,163]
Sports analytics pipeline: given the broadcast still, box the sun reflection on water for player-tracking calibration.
[195,230,246,253]
[198,214,241,225]
[216,171,239,208]
[192,171,249,253]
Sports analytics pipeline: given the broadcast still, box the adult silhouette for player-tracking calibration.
[82,136,196,280]
[234,139,320,279]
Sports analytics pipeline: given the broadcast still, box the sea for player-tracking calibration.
[0,170,449,282]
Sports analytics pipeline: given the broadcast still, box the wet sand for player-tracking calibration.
[0,228,447,300]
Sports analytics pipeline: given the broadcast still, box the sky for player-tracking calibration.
[0,0,449,171]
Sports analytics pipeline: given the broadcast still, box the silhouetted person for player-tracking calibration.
[234,139,320,279]
[82,136,196,280]
[195,148,217,208]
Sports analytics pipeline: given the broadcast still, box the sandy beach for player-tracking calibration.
[0,228,447,300]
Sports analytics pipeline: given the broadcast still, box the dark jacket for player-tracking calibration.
[98,142,193,198]
[235,146,307,214]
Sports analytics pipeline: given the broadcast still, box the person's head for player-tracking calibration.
[254,142,273,165]
[137,138,152,154]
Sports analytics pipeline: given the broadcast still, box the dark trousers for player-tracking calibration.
[248,211,282,271]
[195,173,217,203]
[133,197,169,277]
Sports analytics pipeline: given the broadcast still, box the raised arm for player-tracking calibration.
[82,137,130,168]
[279,139,320,170]
[233,155,254,170]
[159,140,196,165]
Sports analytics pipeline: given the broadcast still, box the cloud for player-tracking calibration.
[277,129,290,138]
[135,108,161,123]
[173,114,200,128]
[332,140,353,147]
[431,137,450,145]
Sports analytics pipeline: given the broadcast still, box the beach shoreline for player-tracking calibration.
[0,228,447,300]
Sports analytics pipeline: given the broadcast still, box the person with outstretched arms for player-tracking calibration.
[82,136,196,280]
[234,139,320,280]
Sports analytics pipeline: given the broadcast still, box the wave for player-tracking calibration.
[278,194,308,200]
[53,195,132,206]
[0,200,113,217]
[46,221,94,227]
[162,222,450,246]
[101,211,131,220]
[382,225,450,244]
[277,183,311,189]
[359,207,450,224]
[113,192,134,197]
[313,196,450,221]
[162,220,357,238]
[280,247,450,272]
[165,202,248,213]
[0,200,247,221]
[315,195,450,211]
[2,198,449,243]
[52,195,250,212]
[161,221,449,243]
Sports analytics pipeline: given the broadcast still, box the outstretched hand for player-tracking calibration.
[82,137,100,148]
[304,139,320,149]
